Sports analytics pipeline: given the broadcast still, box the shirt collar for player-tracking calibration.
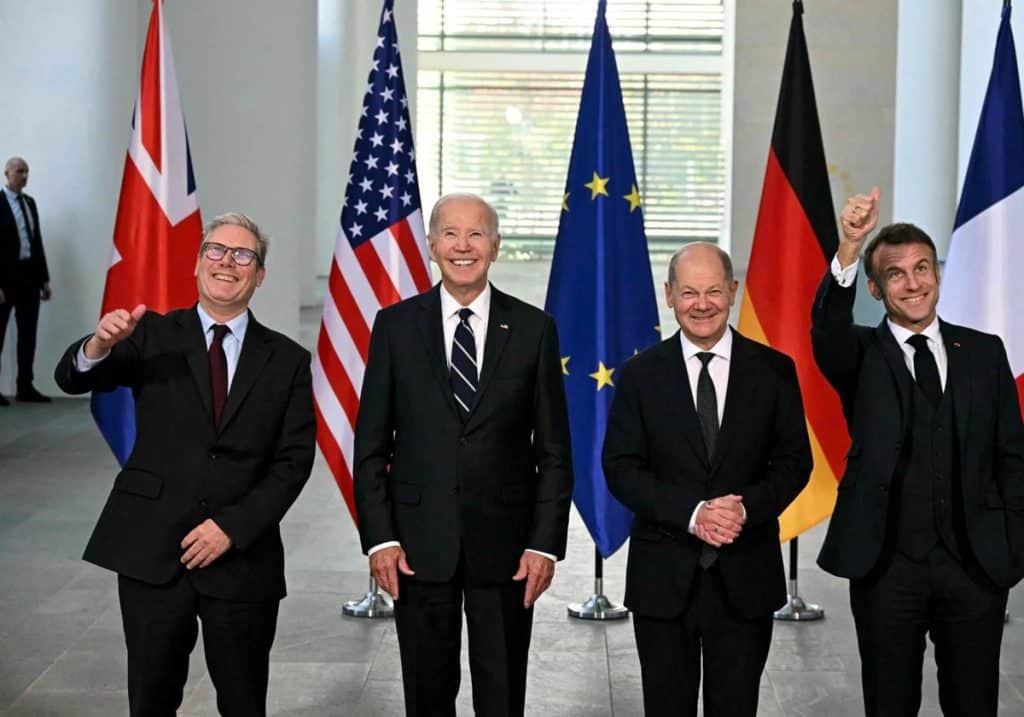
[887,316,941,349]
[440,282,491,322]
[197,304,250,341]
[679,327,733,362]
[2,186,21,202]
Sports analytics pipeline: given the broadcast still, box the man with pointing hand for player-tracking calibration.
[55,212,315,717]
[813,188,1024,715]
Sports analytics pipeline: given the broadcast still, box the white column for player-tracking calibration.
[892,0,962,258]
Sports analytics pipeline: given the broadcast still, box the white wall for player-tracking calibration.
[162,0,317,340]
[0,1,140,396]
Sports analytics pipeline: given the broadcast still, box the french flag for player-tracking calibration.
[939,1,1024,415]
[91,0,203,464]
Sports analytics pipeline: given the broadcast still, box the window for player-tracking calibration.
[417,0,727,255]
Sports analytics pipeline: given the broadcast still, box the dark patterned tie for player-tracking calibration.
[907,334,941,406]
[209,324,230,426]
[695,351,720,569]
[15,194,33,254]
[450,308,478,420]
[696,352,719,459]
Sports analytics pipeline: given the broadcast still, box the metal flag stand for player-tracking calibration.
[568,546,629,620]
[773,537,824,621]
[342,574,394,618]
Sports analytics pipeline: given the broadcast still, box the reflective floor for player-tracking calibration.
[2,398,1023,716]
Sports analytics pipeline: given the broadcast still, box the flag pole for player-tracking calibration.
[342,574,394,619]
[568,545,629,620]
[773,537,824,621]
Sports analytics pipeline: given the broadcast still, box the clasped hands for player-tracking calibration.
[694,494,746,548]
[370,546,554,608]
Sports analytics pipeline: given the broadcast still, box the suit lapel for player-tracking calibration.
[660,332,710,467]
[218,313,274,431]
[941,320,971,451]
[874,320,913,433]
[415,285,460,418]
[180,308,215,426]
[711,330,758,474]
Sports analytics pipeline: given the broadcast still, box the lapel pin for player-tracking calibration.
[953,341,961,348]
[500,323,509,330]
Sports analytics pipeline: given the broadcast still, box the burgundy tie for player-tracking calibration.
[209,324,230,426]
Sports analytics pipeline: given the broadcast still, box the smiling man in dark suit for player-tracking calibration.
[603,242,812,717]
[354,193,573,717]
[0,156,52,404]
[55,212,316,717]
[813,188,1024,716]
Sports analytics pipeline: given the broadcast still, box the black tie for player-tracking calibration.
[15,194,33,251]
[696,352,719,459]
[451,308,478,420]
[907,334,941,406]
[695,352,720,569]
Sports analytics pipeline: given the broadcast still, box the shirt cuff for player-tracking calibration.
[75,341,110,372]
[688,501,706,534]
[525,549,557,562]
[367,541,401,556]
[831,254,859,287]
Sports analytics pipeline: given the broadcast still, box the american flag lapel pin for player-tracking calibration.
[953,341,961,348]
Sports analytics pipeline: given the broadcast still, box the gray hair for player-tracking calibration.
[667,242,734,285]
[202,212,269,265]
[428,193,500,238]
[4,157,27,173]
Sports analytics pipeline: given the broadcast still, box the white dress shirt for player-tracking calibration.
[3,186,34,259]
[679,329,744,531]
[75,305,250,391]
[369,283,555,563]
[829,255,947,387]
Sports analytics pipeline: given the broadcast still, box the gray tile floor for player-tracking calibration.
[2,400,1023,716]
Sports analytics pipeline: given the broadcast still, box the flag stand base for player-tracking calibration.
[773,589,824,621]
[342,576,394,619]
[568,550,629,620]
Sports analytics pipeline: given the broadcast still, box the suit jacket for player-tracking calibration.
[54,307,316,601]
[353,283,573,585]
[0,191,49,291]
[602,328,812,620]
[811,271,1024,588]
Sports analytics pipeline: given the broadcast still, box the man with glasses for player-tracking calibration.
[55,212,316,717]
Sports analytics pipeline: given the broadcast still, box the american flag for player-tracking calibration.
[92,0,203,465]
[313,0,432,521]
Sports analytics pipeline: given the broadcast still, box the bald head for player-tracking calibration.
[4,157,28,193]
[666,242,733,287]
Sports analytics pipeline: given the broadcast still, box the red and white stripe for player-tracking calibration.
[313,211,431,521]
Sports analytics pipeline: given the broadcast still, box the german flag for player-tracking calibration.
[737,0,848,541]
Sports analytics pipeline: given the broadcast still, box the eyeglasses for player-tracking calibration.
[201,242,261,266]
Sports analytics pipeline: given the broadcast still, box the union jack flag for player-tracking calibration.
[91,0,203,465]
[313,0,431,521]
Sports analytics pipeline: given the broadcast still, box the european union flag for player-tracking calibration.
[545,0,660,559]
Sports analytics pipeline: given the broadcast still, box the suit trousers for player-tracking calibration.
[118,572,280,717]
[850,545,1008,717]
[0,269,41,390]
[632,566,773,717]
[394,564,533,717]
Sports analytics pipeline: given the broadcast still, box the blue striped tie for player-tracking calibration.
[451,308,478,420]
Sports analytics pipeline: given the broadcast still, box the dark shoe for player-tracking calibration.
[0,394,8,406]
[16,386,51,403]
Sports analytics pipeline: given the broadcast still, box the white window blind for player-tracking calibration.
[417,0,726,254]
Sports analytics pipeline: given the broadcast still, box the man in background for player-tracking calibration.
[0,156,52,404]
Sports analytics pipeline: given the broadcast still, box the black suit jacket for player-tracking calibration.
[55,307,316,600]
[602,329,812,620]
[353,284,573,585]
[811,271,1024,588]
[0,191,49,291]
